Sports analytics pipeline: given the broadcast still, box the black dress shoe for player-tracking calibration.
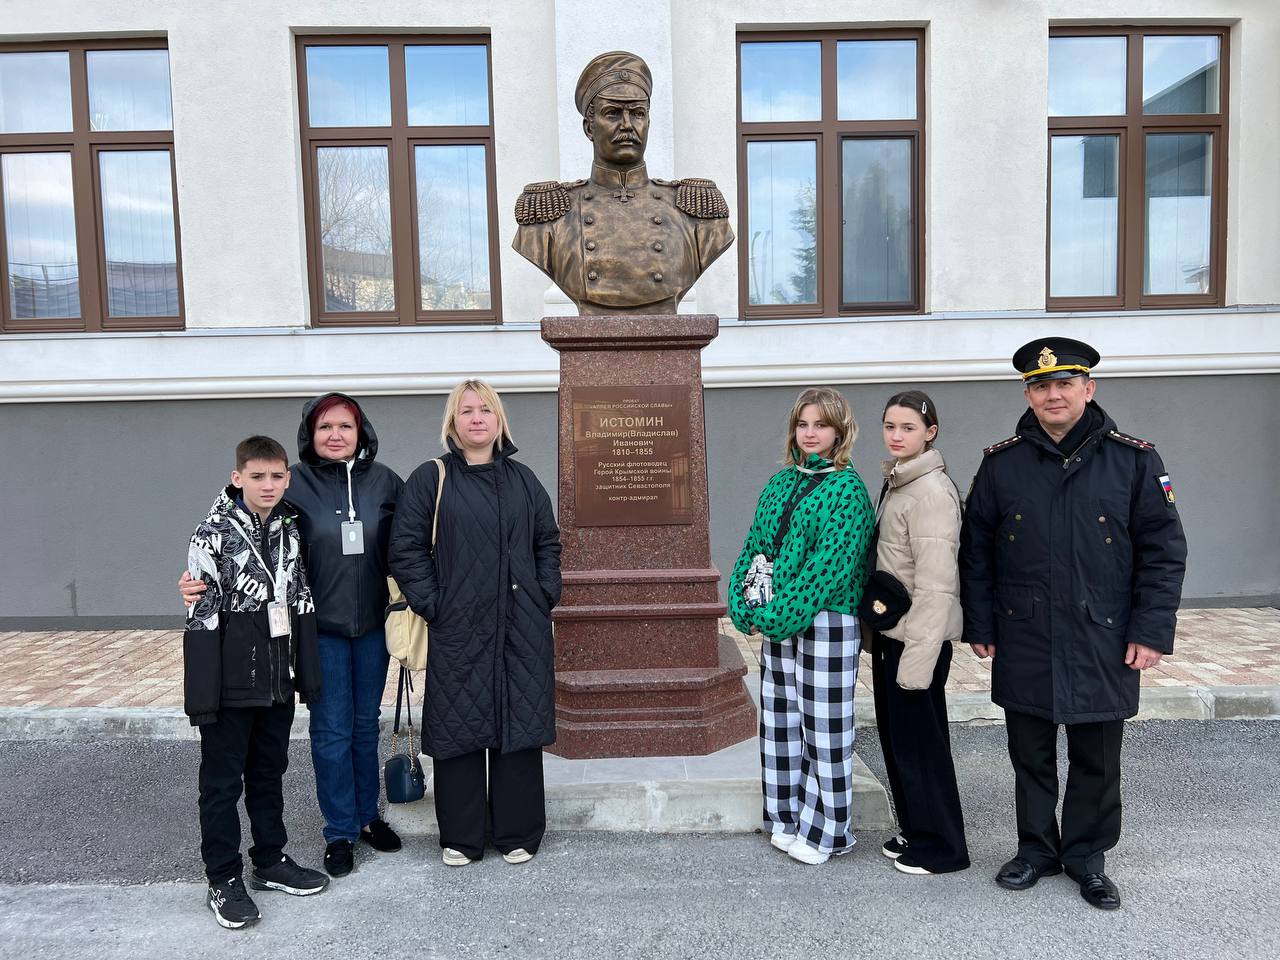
[323,840,354,878]
[1068,870,1121,910]
[995,857,1063,890]
[360,818,402,852]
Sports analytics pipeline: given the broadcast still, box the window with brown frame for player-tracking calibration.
[736,30,924,319]
[0,39,183,333]
[1047,26,1228,310]
[297,36,500,326]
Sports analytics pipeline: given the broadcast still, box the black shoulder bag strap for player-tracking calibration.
[770,474,825,559]
[864,476,892,567]
[392,666,415,735]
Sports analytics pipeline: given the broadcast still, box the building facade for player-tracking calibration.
[2,0,1276,625]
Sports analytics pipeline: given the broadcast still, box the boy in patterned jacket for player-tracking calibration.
[184,435,327,928]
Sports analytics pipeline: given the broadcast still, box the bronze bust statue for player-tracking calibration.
[513,51,734,315]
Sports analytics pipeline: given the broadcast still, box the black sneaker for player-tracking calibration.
[360,818,402,852]
[881,835,909,860]
[250,854,330,896]
[324,840,354,878]
[207,876,260,929]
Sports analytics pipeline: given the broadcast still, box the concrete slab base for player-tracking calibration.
[384,741,893,834]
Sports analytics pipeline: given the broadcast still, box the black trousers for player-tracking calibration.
[433,747,546,860]
[197,700,294,884]
[871,636,970,872]
[1005,709,1124,875]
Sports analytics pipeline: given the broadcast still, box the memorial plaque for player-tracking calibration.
[572,385,692,526]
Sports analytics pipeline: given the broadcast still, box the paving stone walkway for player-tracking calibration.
[727,607,1280,697]
[1,607,1276,712]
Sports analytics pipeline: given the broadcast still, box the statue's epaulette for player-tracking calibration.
[983,435,1023,456]
[515,180,585,225]
[1106,429,1156,451]
[658,177,729,219]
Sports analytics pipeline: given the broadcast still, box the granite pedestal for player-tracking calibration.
[541,314,756,758]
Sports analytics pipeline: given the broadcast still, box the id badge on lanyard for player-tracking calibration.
[228,514,291,638]
[266,534,290,638]
[267,598,291,638]
[341,520,365,555]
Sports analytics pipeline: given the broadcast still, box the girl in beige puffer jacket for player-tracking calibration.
[869,390,970,875]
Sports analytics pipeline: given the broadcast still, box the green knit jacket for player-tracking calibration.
[728,454,875,642]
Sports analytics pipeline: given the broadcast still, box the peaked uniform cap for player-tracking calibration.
[575,51,652,115]
[1013,337,1101,383]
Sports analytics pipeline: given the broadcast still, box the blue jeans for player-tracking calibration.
[309,628,390,843]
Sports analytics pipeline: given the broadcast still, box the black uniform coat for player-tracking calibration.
[959,402,1187,723]
[288,394,404,639]
[387,440,562,759]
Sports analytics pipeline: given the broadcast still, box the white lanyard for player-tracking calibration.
[345,458,357,523]
[226,512,288,599]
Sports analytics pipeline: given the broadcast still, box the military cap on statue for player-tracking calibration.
[574,51,653,115]
[1013,337,1102,383]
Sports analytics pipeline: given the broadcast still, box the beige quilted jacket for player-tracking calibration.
[872,448,963,689]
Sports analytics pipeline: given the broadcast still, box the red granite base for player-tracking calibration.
[550,649,757,758]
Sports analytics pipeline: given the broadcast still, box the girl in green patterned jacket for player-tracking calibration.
[729,387,875,865]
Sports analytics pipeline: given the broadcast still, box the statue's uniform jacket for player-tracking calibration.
[512,162,734,314]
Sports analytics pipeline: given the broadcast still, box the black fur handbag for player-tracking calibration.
[383,667,425,804]
[857,477,913,631]
[858,570,913,631]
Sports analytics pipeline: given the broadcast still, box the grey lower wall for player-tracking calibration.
[1,374,1275,624]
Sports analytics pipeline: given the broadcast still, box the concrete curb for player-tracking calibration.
[1,685,1276,742]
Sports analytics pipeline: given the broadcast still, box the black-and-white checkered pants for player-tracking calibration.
[760,610,861,855]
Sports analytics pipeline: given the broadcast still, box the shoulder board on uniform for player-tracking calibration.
[514,179,584,225]
[1106,430,1156,451]
[660,177,729,219]
[983,435,1023,456]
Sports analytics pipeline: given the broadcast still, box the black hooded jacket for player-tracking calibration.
[388,439,562,759]
[288,394,405,639]
[959,401,1187,723]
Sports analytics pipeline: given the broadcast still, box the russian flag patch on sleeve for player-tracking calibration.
[1158,474,1176,504]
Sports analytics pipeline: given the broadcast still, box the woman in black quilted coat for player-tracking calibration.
[388,379,561,867]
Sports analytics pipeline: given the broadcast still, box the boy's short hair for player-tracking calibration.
[235,435,290,470]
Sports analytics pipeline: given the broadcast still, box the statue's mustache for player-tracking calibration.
[611,133,640,145]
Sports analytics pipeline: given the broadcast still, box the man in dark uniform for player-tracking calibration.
[512,51,734,314]
[959,338,1187,910]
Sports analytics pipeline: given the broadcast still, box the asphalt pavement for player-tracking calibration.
[1,719,1276,960]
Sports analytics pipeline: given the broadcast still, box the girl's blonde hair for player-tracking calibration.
[440,378,515,452]
[782,386,858,470]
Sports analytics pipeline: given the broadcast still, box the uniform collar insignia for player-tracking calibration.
[591,162,649,189]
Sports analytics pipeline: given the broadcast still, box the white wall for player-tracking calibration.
[2,0,1278,400]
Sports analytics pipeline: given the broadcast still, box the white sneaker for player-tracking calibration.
[769,832,797,852]
[442,847,473,867]
[787,841,830,865]
[894,856,935,875]
[502,848,534,864]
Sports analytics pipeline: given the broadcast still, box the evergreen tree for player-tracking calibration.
[789,180,817,303]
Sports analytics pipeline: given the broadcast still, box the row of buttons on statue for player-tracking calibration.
[587,269,664,282]
[584,240,664,251]
[582,215,665,225]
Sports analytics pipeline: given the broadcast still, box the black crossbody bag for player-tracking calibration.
[383,667,426,804]
[857,477,913,631]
